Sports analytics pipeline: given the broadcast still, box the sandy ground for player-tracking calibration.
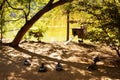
[0,41,120,80]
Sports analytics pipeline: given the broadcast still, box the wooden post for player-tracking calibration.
[66,10,70,41]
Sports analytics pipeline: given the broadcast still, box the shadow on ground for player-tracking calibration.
[0,41,120,80]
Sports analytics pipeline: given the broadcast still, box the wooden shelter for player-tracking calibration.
[72,25,87,42]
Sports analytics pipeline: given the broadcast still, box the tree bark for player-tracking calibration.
[9,0,73,47]
[66,10,70,41]
[0,0,7,10]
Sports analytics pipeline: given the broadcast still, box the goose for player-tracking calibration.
[23,59,31,66]
[87,63,98,71]
[93,55,100,63]
[56,62,63,71]
[87,56,100,71]
[38,63,47,72]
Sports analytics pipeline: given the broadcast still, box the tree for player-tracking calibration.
[61,0,120,57]
[0,0,6,44]
[76,0,120,57]
[1,0,73,47]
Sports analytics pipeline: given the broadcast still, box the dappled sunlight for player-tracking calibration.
[101,76,113,80]
[1,41,120,80]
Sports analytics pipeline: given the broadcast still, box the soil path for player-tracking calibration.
[0,41,120,80]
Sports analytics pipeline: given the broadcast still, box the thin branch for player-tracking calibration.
[0,0,7,10]
[6,0,23,10]
[4,18,23,23]
[6,0,28,22]
[23,0,32,22]
[51,0,73,9]
[25,0,31,21]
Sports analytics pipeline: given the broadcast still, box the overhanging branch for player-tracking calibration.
[8,0,74,47]
[6,0,28,22]
[29,0,73,25]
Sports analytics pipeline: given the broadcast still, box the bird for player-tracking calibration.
[38,63,47,72]
[23,59,31,66]
[55,62,63,71]
[87,55,100,71]
[93,55,100,63]
[78,40,83,43]
[87,63,98,71]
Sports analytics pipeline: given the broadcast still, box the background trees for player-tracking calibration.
[74,0,120,57]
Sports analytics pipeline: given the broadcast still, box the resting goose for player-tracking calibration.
[38,63,47,72]
[23,59,31,66]
[87,63,98,71]
[93,55,100,63]
[56,62,63,71]
[87,55,100,71]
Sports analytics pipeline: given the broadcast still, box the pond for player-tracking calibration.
[42,27,78,42]
[2,27,79,43]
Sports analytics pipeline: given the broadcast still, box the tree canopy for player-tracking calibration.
[74,0,120,57]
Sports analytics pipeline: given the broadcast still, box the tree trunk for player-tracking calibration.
[66,10,70,41]
[9,0,73,47]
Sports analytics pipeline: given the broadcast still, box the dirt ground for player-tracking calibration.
[0,41,120,80]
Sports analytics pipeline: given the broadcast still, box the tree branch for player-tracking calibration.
[25,0,31,22]
[29,0,73,25]
[9,0,74,47]
[5,18,23,23]
[101,25,120,57]
[51,0,73,9]
[0,0,7,10]
[49,0,54,4]
[6,0,28,22]
[6,0,23,10]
